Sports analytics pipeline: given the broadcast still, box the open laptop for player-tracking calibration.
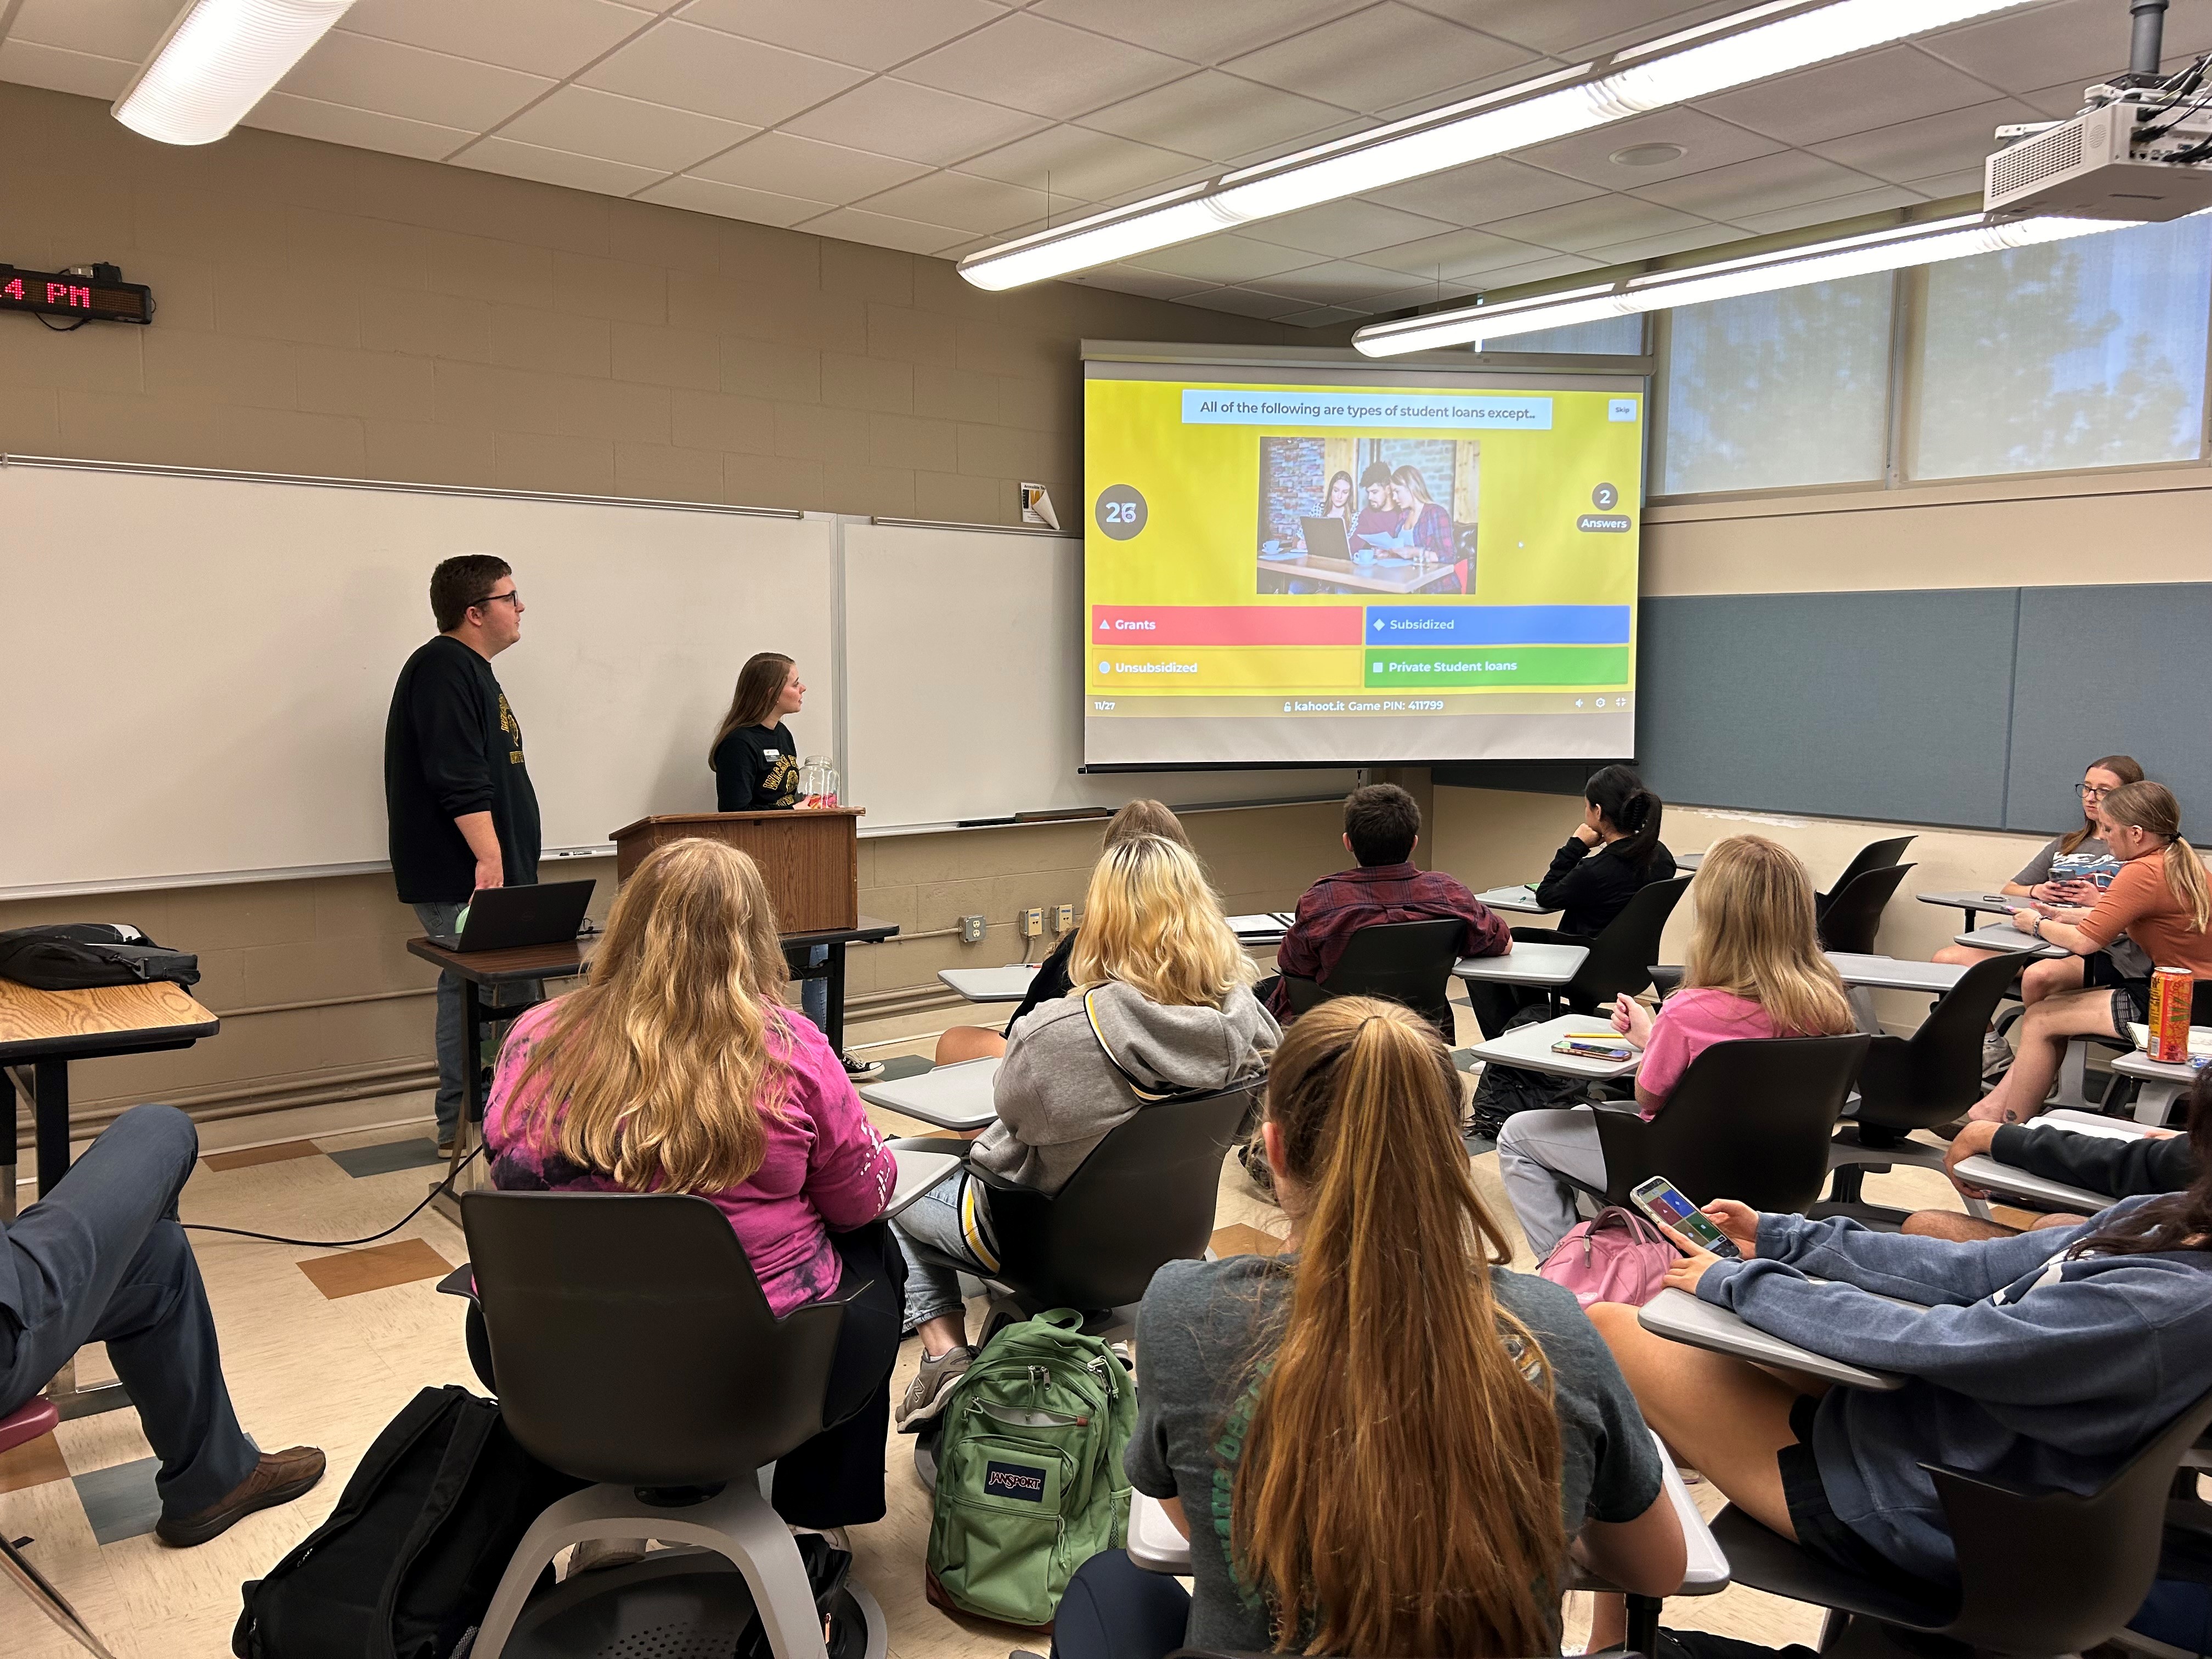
[1299,515,1354,560]
[427,879,595,951]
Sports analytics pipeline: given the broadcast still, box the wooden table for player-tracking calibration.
[0,974,219,1419]
[1254,552,1458,595]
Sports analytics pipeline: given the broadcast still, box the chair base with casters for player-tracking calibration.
[0,1398,119,1659]
[471,1481,884,1659]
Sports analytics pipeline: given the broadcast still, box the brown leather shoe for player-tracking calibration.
[156,1446,326,1547]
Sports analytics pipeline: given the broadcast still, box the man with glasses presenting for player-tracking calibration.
[383,556,541,1154]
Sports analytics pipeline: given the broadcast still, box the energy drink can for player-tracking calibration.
[2149,966,2194,1064]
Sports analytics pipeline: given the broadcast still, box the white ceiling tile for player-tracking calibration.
[782,78,1050,166]
[1359,224,1551,279]
[637,174,837,227]
[1513,106,1782,190]
[1277,303,1370,327]
[581,20,868,127]
[5,0,178,61]
[692,132,928,201]
[277,32,555,131]
[1244,198,1459,257]
[1580,222,1748,266]
[1807,95,2042,187]
[1895,167,1989,201]
[1630,149,1880,221]
[1455,250,1607,290]
[1223,3,1533,115]
[1253,259,1441,303]
[1397,0,1726,59]
[495,86,757,172]
[1485,195,1714,254]
[1127,234,1322,283]
[1694,46,2012,148]
[1366,156,1604,225]
[1175,285,1305,319]
[794,206,970,256]
[1076,69,1347,161]
[1064,264,1215,301]
[0,38,136,101]
[246,93,474,161]
[854,171,1060,234]
[960,126,1205,202]
[455,137,668,195]
[1917,0,2212,95]
[1219,117,1371,173]
[1028,0,1371,66]
[2017,77,2096,121]
[677,0,1004,72]
[1726,182,1932,236]
[334,0,657,80]
[895,13,1190,119]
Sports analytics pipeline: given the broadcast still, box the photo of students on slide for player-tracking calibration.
[1256,438,1474,596]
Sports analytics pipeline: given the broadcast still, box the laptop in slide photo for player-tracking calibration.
[1299,515,1353,560]
[427,880,595,951]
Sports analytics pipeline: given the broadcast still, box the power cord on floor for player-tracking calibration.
[182,1143,484,1249]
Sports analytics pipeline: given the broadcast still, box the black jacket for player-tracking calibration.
[1002,932,1077,1035]
[384,636,540,905]
[1534,836,1677,936]
[1990,1121,2197,1199]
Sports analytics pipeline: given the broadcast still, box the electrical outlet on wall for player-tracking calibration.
[1021,906,1044,938]
[958,915,986,944]
[1052,902,1074,933]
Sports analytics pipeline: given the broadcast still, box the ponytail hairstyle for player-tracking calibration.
[2061,754,2146,855]
[1585,763,1663,872]
[1683,836,1854,1037]
[708,652,795,768]
[2069,1065,2212,1260]
[1233,998,1566,1657]
[2100,780,2212,932]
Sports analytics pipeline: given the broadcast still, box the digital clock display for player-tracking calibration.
[0,265,153,325]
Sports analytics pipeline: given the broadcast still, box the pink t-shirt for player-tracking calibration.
[1635,988,1783,1117]
[483,1000,896,1316]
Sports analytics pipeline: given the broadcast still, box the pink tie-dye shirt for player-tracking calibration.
[483,1000,896,1316]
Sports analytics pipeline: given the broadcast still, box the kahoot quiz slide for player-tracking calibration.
[1081,371,1644,767]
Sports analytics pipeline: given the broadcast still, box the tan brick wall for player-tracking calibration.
[0,80,1355,1127]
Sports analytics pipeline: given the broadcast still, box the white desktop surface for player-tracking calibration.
[859,1058,1000,1131]
[1639,1287,1905,1391]
[938,965,1039,1003]
[886,1149,962,1218]
[1467,1014,1641,1080]
[1825,953,1970,994]
[1453,941,1588,986]
[1475,884,1556,915]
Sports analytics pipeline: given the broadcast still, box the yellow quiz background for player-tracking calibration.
[1084,377,1644,613]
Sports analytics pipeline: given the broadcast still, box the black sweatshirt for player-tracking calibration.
[384,635,541,905]
[1003,932,1077,1035]
[1534,836,1677,936]
[1990,1121,2197,1199]
[713,722,801,811]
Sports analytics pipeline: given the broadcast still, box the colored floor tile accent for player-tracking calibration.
[73,1457,162,1545]
[877,1054,934,1082]
[296,1238,453,1301]
[328,1138,445,1178]
[202,1140,325,1172]
[0,1429,69,1494]
[1210,1223,1288,1259]
[1451,1047,1478,1071]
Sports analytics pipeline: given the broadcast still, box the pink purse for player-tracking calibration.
[1538,1206,1674,1308]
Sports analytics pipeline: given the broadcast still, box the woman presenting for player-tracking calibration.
[709,652,879,1079]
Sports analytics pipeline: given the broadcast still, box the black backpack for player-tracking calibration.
[233,1385,584,1659]
[0,923,200,990]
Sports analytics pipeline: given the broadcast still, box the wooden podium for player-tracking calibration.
[607,808,861,933]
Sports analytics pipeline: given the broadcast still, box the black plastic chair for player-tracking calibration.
[1820,952,2027,1226]
[1554,874,1694,1014]
[1814,836,1916,922]
[457,1191,879,1659]
[1814,862,1915,953]
[1587,1034,1871,1212]
[1712,1383,2212,1657]
[1282,917,1462,1042]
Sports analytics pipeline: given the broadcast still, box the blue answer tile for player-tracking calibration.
[328,1138,447,1179]
[74,1457,162,1545]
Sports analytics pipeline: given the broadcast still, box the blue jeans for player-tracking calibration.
[0,1106,258,1516]
[1052,1549,1191,1659]
[800,944,828,1032]
[891,1169,993,1331]
[413,900,543,1142]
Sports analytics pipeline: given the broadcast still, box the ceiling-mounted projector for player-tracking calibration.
[1985,87,2212,221]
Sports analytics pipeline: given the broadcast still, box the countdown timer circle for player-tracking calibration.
[1094,484,1148,540]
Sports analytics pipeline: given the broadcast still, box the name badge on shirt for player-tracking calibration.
[764,749,780,759]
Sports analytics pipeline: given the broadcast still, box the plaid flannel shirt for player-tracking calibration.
[1264,861,1510,1017]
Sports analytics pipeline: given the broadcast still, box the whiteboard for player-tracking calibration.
[1,459,836,894]
[840,520,1357,831]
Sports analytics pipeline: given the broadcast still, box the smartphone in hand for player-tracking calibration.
[1630,1175,1742,1259]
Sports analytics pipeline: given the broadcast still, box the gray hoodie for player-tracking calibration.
[968,980,1279,1196]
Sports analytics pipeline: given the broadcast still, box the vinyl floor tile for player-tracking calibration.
[295,1237,452,1300]
[71,1457,161,1545]
[201,1141,324,1173]
[326,1138,446,1179]
[0,1427,70,1493]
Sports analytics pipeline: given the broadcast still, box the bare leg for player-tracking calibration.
[1585,1303,1807,1539]
[1932,944,2001,967]
[933,1026,1008,1066]
[1588,1594,1627,1652]
[1971,986,2120,1125]
[1903,1209,2019,1241]
[2019,955,2086,1007]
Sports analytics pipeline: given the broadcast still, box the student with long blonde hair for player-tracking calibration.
[1052,998,1682,1659]
[893,835,1277,1427]
[1497,835,1855,1261]
[482,837,902,1529]
[1971,779,2212,1127]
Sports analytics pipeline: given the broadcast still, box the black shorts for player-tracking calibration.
[1775,1395,1931,1586]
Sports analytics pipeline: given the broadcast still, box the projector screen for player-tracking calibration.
[1082,360,1644,769]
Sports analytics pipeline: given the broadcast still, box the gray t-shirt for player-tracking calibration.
[2012,835,2150,976]
[1127,1254,1664,1654]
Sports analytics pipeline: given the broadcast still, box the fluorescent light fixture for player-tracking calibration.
[114,0,354,146]
[1350,215,2131,356]
[958,0,2041,291]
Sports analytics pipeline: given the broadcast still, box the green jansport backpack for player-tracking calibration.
[925,1308,1137,1629]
